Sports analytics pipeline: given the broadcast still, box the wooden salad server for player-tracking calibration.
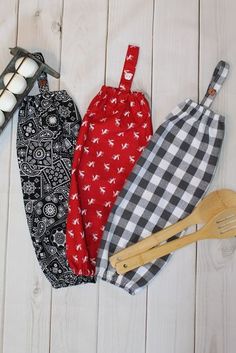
[110,189,236,268]
[115,206,236,274]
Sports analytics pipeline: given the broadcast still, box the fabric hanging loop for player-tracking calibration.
[119,45,139,91]
[32,53,50,93]
[200,60,230,108]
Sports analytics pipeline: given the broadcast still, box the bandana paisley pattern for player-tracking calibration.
[16,64,95,288]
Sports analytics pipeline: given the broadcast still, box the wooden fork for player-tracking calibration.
[115,207,236,274]
[110,189,236,267]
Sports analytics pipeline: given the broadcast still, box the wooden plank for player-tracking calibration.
[2,1,63,353]
[146,1,198,353]
[196,1,236,352]
[58,0,108,116]
[49,1,108,353]
[17,0,62,92]
[97,1,154,353]
[0,2,18,351]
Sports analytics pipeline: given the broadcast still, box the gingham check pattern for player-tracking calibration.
[201,60,229,108]
[96,61,229,295]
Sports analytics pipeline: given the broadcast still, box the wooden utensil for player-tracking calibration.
[115,206,236,274]
[110,189,236,267]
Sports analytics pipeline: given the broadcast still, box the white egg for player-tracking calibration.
[0,89,17,112]
[4,72,27,95]
[0,110,5,127]
[15,56,39,78]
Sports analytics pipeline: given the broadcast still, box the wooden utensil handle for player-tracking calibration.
[115,227,204,274]
[109,214,193,267]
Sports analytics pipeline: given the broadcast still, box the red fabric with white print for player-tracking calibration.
[66,45,153,277]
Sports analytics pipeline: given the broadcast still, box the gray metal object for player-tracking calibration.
[0,46,60,136]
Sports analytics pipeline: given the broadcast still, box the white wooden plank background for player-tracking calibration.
[147,2,198,352]
[0,1,236,353]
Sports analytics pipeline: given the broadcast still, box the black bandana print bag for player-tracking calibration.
[16,53,95,288]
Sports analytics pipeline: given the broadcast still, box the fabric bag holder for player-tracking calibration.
[66,45,153,278]
[96,60,230,295]
[16,53,94,288]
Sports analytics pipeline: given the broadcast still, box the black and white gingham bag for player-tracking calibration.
[96,61,229,295]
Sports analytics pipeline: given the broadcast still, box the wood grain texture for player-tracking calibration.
[0,1,236,353]
[0,3,18,352]
[50,1,108,353]
[59,0,108,116]
[97,1,154,353]
[2,1,63,353]
[146,1,198,353]
[196,1,236,353]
